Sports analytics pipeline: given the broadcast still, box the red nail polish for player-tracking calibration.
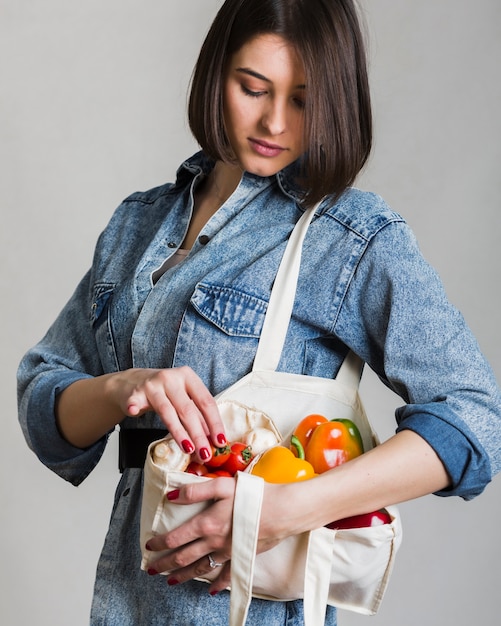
[182,439,195,454]
[166,489,180,501]
[145,541,153,551]
[200,447,210,461]
[147,568,158,576]
[209,589,219,596]
[167,578,180,586]
[216,433,227,446]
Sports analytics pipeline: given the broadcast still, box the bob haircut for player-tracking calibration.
[188,0,372,205]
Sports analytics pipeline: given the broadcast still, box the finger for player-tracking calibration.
[173,367,227,449]
[134,371,206,458]
[168,555,231,589]
[146,478,235,553]
[171,475,235,507]
[148,390,202,454]
[149,538,213,576]
[207,561,232,595]
[167,398,213,463]
[118,367,162,416]
[124,387,152,417]
[181,371,227,446]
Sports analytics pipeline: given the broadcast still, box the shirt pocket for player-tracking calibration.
[173,282,268,393]
[91,282,120,372]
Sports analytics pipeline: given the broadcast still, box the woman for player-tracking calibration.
[17,0,501,624]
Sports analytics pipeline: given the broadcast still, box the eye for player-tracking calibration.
[292,96,306,110]
[241,84,267,98]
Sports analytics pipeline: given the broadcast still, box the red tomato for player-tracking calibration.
[185,462,209,476]
[221,442,253,475]
[326,509,392,530]
[205,443,231,469]
[204,469,233,478]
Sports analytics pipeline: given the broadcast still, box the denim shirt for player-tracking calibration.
[18,150,501,497]
[16,151,501,624]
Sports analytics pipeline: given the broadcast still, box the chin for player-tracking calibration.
[241,156,294,178]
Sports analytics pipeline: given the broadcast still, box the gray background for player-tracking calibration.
[1,1,500,624]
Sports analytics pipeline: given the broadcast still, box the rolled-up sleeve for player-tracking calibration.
[336,219,501,500]
[17,270,110,486]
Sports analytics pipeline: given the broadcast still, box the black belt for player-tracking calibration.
[118,428,167,472]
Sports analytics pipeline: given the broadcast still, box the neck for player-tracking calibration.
[205,161,243,207]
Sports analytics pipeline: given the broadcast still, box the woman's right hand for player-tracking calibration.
[110,366,227,462]
[56,366,226,459]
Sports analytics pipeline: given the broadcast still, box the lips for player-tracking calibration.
[249,138,287,157]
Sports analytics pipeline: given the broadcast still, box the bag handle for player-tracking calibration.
[253,203,319,373]
[229,472,264,626]
[252,201,363,386]
[230,471,335,626]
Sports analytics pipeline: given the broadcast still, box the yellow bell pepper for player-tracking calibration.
[251,445,317,483]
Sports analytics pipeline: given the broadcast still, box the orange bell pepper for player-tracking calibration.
[251,446,317,483]
[290,413,329,456]
[304,419,364,474]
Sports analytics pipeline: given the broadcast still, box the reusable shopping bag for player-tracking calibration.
[140,201,402,626]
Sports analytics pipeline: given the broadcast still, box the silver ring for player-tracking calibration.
[208,553,223,569]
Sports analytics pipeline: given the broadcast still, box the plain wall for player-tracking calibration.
[1,1,499,625]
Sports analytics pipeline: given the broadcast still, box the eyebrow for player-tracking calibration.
[235,67,306,89]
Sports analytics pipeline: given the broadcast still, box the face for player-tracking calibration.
[223,34,307,178]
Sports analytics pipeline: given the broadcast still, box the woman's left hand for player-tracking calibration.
[145,476,237,593]
[145,476,290,595]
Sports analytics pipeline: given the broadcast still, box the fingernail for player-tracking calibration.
[145,541,153,551]
[166,489,180,501]
[200,447,210,461]
[216,433,227,446]
[182,439,195,453]
[147,568,158,576]
[209,589,219,596]
[167,578,180,586]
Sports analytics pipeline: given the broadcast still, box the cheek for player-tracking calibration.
[227,103,249,132]
[224,89,255,132]
[291,114,306,149]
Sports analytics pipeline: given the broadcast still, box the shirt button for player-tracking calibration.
[198,234,210,245]
[167,241,177,248]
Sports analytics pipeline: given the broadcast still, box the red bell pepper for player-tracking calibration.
[326,509,392,530]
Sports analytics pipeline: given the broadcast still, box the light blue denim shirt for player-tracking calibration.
[17,151,501,625]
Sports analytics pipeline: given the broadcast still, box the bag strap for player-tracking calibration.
[303,529,337,626]
[336,348,364,389]
[253,202,320,373]
[229,472,264,626]
[252,200,364,386]
[230,471,335,626]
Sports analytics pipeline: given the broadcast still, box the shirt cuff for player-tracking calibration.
[395,402,492,500]
[23,371,109,486]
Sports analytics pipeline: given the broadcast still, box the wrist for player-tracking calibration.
[56,374,125,448]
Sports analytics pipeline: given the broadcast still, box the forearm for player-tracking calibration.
[264,430,450,537]
[56,374,125,449]
[55,366,227,459]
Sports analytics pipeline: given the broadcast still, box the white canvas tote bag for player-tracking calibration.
[140,202,402,626]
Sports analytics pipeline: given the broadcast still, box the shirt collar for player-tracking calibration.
[175,151,316,208]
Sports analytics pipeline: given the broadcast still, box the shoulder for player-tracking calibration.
[121,181,177,206]
[98,181,179,249]
[90,177,187,280]
[111,150,211,218]
[319,187,406,241]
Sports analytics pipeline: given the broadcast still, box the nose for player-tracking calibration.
[261,99,287,136]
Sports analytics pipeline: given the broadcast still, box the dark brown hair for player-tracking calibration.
[188,0,372,205]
